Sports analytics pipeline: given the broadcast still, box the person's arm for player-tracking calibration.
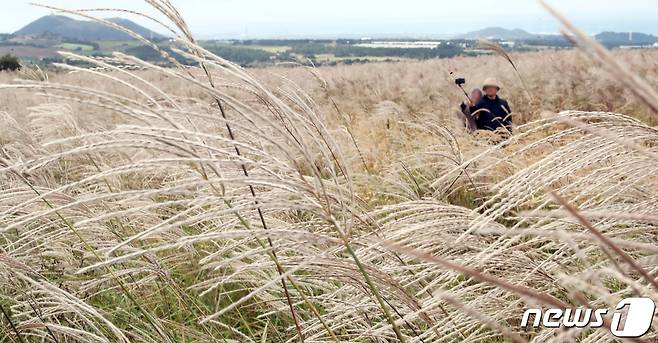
[470,101,482,120]
[458,101,477,132]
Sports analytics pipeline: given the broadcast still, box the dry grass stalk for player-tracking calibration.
[0,1,657,342]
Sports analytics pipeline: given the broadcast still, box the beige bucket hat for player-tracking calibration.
[482,77,501,90]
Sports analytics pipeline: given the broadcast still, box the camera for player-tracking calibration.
[454,78,466,86]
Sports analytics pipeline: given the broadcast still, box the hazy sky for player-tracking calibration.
[2,0,657,38]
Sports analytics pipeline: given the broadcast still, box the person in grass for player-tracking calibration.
[459,88,482,133]
[469,78,512,133]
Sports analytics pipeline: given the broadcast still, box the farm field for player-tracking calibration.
[0,45,60,58]
[246,45,292,53]
[54,43,95,51]
[311,53,410,63]
[95,40,142,50]
[1,5,658,342]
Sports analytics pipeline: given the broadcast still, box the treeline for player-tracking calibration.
[521,38,573,48]
[286,44,463,59]
[238,39,335,46]
[27,41,467,68]
[124,44,275,66]
[203,45,274,65]
[124,45,191,63]
[64,38,101,50]
[0,38,100,50]
[124,42,464,67]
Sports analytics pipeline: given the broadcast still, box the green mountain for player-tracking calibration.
[14,15,166,41]
[595,31,658,46]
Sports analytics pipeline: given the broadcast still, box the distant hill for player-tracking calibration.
[14,15,165,41]
[455,27,536,40]
[454,28,658,46]
[595,31,658,46]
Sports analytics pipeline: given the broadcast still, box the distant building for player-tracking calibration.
[355,41,442,49]
[619,44,657,49]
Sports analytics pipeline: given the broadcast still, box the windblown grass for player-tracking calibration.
[1,1,657,342]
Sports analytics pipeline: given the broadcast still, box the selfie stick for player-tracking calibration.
[457,84,471,102]
[450,71,472,102]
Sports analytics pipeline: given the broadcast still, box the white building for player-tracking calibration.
[355,41,442,49]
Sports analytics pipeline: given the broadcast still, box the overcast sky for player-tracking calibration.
[2,0,657,38]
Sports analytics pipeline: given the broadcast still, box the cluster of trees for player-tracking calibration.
[124,42,466,67]
[204,39,466,65]
[12,39,469,69]
[239,39,333,46]
[0,54,21,71]
[204,45,274,65]
[286,43,463,60]
[595,32,658,48]
[521,38,573,48]
[124,45,187,63]
[125,44,275,67]
[64,38,101,50]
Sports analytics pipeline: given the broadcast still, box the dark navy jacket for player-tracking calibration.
[470,96,512,132]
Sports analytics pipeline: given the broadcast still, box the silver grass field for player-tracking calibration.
[1,1,658,342]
